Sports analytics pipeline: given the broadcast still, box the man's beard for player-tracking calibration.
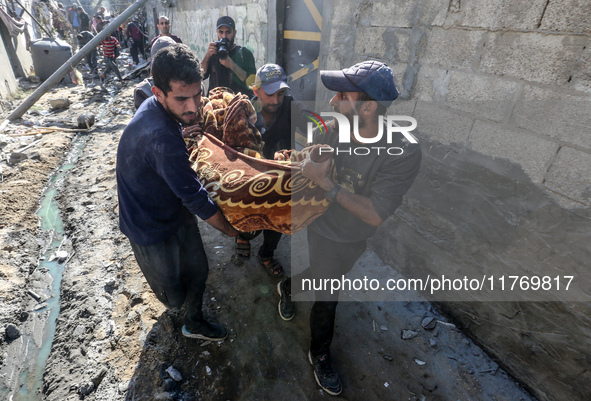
[262,103,280,114]
[161,99,198,126]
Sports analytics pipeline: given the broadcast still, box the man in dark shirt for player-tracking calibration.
[126,17,146,65]
[77,7,90,32]
[234,63,308,277]
[117,44,239,341]
[278,61,422,395]
[76,30,97,73]
[150,15,182,48]
[200,16,256,98]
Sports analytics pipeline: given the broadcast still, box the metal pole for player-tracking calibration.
[2,0,149,124]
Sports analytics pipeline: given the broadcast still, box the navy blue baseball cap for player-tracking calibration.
[216,16,235,30]
[254,64,290,95]
[320,60,399,107]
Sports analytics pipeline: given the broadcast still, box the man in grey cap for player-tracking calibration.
[277,60,422,395]
[234,63,308,278]
[200,16,256,97]
[133,36,178,110]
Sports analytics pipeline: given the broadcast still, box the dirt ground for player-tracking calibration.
[0,58,538,401]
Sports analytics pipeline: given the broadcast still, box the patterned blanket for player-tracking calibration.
[187,88,333,234]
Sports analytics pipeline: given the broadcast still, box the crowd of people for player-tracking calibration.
[116,14,422,397]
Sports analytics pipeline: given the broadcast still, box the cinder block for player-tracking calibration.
[371,0,448,28]
[469,120,559,183]
[413,101,473,145]
[545,146,591,206]
[480,32,588,86]
[540,0,591,33]
[414,65,452,102]
[354,27,410,62]
[424,27,485,70]
[514,85,591,151]
[457,0,547,30]
[445,70,519,122]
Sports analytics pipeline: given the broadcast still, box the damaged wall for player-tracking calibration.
[318,1,591,401]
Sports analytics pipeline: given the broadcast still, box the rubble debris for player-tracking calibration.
[402,329,418,340]
[421,316,437,330]
[8,152,28,165]
[5,324,21,340]
[77,113,95,129]
[49,98,71,109]
[165,365,183,382]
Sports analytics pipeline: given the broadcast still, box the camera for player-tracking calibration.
[214,38,230,60]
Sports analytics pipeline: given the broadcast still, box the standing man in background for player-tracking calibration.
[150,16,182,48]
[77,6,90,33]
[200,16,256,97]
[126,17,146,65]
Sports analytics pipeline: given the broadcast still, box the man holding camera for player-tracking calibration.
[200,16,256,98]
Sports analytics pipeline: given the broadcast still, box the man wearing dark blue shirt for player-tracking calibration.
[117,44,238,341]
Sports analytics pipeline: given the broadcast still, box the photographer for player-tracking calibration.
[200,16,256,98]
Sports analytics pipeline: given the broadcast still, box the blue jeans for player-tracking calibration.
[129,217,209,330]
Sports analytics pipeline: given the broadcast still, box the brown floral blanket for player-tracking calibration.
[187,88,333,235]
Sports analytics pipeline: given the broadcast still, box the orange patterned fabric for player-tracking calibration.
[185,89,334,234]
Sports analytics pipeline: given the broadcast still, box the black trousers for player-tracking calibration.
[129,217,209,331]
[288,229,366,356]
[129,39,142,64]
[258,229,283,258]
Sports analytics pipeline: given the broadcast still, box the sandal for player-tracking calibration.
[258,255,284,278]
[235,237,251,258]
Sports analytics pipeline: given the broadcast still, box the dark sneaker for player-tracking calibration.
[277,279,295,321]
[182,321,227,341]
[308,351,342,396]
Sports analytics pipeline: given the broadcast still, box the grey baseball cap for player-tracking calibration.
[253,64,290,95]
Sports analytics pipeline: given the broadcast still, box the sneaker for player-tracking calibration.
[277,279,295,321]
[182,321,227,341]
[308,351,342,396]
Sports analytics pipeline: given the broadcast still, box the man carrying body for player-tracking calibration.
[278,61,422,395]
[234,64,308,278]
[150,16,182,48]
[117,44,239,340]
[200,16,256,98]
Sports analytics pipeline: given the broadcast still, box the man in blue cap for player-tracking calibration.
[233,63,308,277]
[200,16,256,98]
[278,60,422,395]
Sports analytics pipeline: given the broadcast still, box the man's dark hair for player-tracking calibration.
[152,44,203,95]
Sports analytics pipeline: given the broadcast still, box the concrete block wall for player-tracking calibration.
[150,0,272,85]
[319,1,591,401]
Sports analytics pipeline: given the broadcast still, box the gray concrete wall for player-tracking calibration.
[319,1,591,401]
[0,35,18,99]
[149,0,273,83]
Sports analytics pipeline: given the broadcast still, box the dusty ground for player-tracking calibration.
[0,56,538,401]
